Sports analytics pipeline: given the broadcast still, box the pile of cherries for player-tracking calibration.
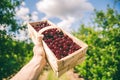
[42,28,81,59]
[33,21,81,59]
[32,21,51,32]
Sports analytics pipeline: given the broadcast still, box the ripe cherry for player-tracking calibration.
[42,28,81,59]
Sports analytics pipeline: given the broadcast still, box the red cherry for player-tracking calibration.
[42,28,81,59]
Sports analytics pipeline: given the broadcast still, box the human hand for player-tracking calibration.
[33,34,45,57]
[29,30,46,57]
[10,34,47,80]
[29,31,46,66]
[32,34,46,70]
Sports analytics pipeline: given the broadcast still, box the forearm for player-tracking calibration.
[11,56,46,80]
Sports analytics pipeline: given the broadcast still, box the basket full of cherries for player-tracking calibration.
[27,20,88,77]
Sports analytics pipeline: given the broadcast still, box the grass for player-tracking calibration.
[46,70,69,80]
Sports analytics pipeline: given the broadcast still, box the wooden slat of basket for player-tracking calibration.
[28,20,56,37]
[27,23,38,44]
[57,56,85,77]
[46,47,86,73]
[42,41,58,68]
[57,49,85,71]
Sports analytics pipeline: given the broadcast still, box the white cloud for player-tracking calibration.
[57,17,75,32]
[21,2,26,6]
[31,11,39,21]
[16,2,30,21]
[15,2,30,41]
[36,0,94,31]
[14,29,29,41]
[16,1,39,22]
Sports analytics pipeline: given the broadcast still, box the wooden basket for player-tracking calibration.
[27,20,88,77]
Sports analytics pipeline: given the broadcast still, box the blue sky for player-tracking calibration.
[18,0,120,29]
[15,0,120,40]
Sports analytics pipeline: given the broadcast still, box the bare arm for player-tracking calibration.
[11,35,46,80]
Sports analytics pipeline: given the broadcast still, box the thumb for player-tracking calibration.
[35,34,44,46]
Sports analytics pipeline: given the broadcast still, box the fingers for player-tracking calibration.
[29,30,44,45]
[33,34,45,57]
[33,45,45,57]
[35,34,44,46]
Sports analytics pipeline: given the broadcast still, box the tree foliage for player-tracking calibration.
[0,0,22,31]
[0,0,33,79]
[74,3,120,80]
[0,33,33,79]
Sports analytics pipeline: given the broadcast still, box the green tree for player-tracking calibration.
[74,3,120,80]
[0,34,33,79]
[0,0,21,31]
[0,0,33,79]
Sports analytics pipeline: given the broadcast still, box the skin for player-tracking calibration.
[10,34,46,80]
